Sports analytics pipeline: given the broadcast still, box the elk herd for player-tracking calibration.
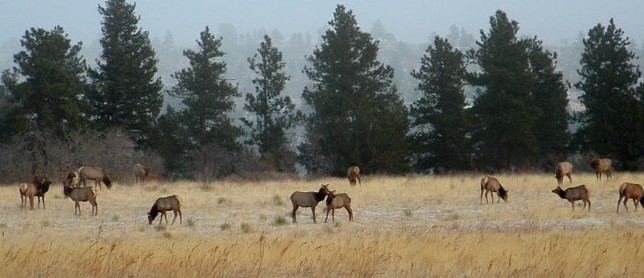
[11,159,644,228]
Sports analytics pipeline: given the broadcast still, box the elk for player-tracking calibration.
[18,174,51,209]
[148,195,182,225]
[324,190,353,223]
[588,155,612,180]
[480,176,509,204]
[134,163,150,184]
[78,166,112,189]
[347,166,361,186]
[290,184,331,223]
[63,185,98,216]
[64,171,81,188]
[555,161,573,185]
[616,182,644,213]
[551,185,591,211]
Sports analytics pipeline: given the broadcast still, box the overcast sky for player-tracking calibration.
[2,1,644,46]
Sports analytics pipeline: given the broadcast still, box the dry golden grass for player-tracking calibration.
[1,172,643,277]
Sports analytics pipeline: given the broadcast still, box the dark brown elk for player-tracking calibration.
[588,156,612,180]
[551,185,591,211]
[616,182,644,213]
[148,195,182,225]
[347,166,361,186]
[555,162,573,185]
[290,184,331,223]
[78,166,112,189]
[18,174,52,209]
[63,185,98,216]
[480,176,509,204]
[324,190,353,223]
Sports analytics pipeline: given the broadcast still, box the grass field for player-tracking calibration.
[1,172,643,277]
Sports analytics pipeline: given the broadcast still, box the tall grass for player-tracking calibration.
[0,173,643,276]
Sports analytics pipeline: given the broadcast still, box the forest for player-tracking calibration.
[0,0,642,183]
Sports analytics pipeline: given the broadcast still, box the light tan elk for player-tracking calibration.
[347,166,361,186]
[18,174,52,209]
[324,190,353,223]
[616,182,644,213]
[290,184,331,223]
[555,161,573,185]
[148,195,182,225]
[480,176,509,204]
[134,163,150,184]
[588,155,612,180]
[63,185,98,216]
[551,185,591,211]
[78,166,112,189]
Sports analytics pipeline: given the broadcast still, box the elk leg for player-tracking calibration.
[311,207,317,223]
[291,205,298,223]
[617,196,623,213]
[325,208,330,223]
[346,206,353,221]
[633,200,638,212]
[178,209,182,224]
[171,210,178,225]
[624,199,629,212]
[480,189,484,204]
[571,201,575,210]
[567,174,572,184]
[587,199,591,211]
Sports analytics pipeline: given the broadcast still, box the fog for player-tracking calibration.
[3,0,644,47]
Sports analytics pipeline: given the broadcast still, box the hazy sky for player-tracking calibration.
[3,1,644,46]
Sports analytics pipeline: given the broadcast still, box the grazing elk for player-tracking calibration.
[480,176,509,204]
[324,190,353,223]
[616,182,644,213]
[290,184,331,223]
[555,162,573,185]
[78,166,112,189]
[588,155,612,180]
[347,166,361,186]
[63,185,98,216]
[148,195,182,225]
[18,174,52,209]
[134,163,150,184]
[551,185,591,211]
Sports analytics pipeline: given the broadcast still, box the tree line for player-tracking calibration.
[1,1,642,183]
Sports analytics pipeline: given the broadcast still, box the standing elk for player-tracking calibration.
[78,166,112,189]
[148,195,182,225]
[480,176,509,204]
[64,171,81,187]
[63,184,98,216]
[347,166,361,186]
[555,161,573,185]
[551,185,591,211]
[616,182,644,213]
[134,163,150,184]
[324,190,353,223]
[588,155,612,180]
[18,174,52,209]
[290,184,331,223]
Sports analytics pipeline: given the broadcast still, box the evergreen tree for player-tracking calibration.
[154,106,190,179]
[526,38,571,164]
[575,19,643,169]
[467,10,538,170]
[300,5,409,175]
[410,36,470,173]
[168,26,242,152]
[242,35,303,171]
[0,26,87,138]
[88,0,163,146]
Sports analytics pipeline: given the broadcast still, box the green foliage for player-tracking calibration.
[88,0,163,147]
[242,35,303,172]
[467,10,570,170]
[0,26,87,140]
[409,36,470,172]
[300,5,409,175]
[574,19,644,170]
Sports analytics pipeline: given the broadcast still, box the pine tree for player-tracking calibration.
[88,0,163,146]
[300,5,409,175]
[575,19,643,169]
[1,26,87,138]
[526,38,571,164]
[242,35,303,171]
[467,10,538,170]
[168,26,242,151]
[409,36,470,173]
